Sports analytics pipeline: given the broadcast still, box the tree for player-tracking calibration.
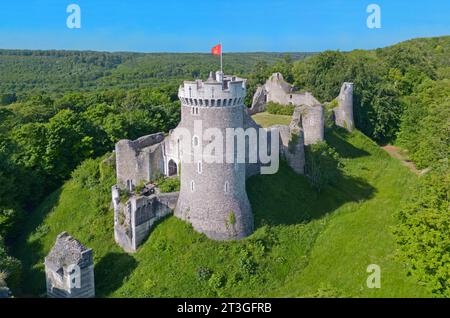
[304,142,342,191]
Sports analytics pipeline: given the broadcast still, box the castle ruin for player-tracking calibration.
[112,71,354,252]
[44,232,95,298]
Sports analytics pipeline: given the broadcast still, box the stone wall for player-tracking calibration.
[113,189,179,252]
[248,86,267,115]
[299,104,324,145]
[45,232,95,298]
[115,133,165,190]
[334,82,355,131]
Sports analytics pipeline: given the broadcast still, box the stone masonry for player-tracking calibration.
[112,71,354,251]
[334,82,355,131]
[45,232,95,298]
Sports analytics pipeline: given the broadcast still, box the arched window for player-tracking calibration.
[217,99,221,107]
[224,181,229,193]
[168,159,178,176]
[228,98,233,106]
[205,99,209,107]
[190,180,195,192]
[197,161,202,174]
[211,99,215,107]
[199,99,203,106]
[223,99,227,106]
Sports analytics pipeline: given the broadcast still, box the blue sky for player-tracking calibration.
[0,0,448,52]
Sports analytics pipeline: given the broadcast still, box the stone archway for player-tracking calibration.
[168,159,178,176]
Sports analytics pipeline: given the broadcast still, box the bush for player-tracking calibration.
[208,272,226,290]
[0,235,21,289]
[305,142,342,191]
[238,248,258,275]
[394,170,450,297]
[266,102,295,116]
[197,266,213,282]
[156,177,180,193]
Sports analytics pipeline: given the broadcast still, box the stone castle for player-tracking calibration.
[110,71,354,252]
[45,71,353,297]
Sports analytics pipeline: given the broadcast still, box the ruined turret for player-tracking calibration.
[44,232,95,298]
[334,82,354,131]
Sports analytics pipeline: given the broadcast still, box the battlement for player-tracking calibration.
[178,71,246,107]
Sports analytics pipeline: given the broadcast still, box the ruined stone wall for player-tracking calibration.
[243,111,263,178]
[271,108,306,175]
[248,86,267,115]
[115,133,165,189]
[334,82,355,131]
[45,233,95,298]
[299,105,324,145]
[113,188,179,252]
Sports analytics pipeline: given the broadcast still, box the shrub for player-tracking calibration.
[0,235,21,289]
[208,272,226,290]
[305,142,342,191]
[394,170,450,297]
[228,211,236,226]
[266,102,295,116]
[197,266,213,282]
[156,177,180,193]
[238,249,258,275]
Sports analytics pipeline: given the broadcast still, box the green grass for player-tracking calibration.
[12,117,433,297]
[251,112,292,128]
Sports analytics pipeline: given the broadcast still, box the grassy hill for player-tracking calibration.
[12,117,432,297]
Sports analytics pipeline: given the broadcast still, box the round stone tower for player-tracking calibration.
[174,71,254,240]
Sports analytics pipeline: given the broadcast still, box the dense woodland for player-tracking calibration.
[0,36,448,297]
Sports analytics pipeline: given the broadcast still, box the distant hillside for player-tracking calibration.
[0,50,312,97]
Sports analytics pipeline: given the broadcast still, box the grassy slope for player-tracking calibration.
[12,115,432,298]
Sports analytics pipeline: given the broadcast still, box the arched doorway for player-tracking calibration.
[168,159,178,176]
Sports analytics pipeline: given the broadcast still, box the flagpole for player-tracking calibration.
[220,42,223,75]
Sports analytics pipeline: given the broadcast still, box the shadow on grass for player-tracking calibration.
[325,127,370,158]
[11,188,63,297]
[95,252,138,297]
[247,129,375,227]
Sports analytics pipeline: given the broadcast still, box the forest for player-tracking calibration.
[0,36,448,297]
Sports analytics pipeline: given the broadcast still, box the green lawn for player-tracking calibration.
[12,116,433,297]
[251,112,292,128]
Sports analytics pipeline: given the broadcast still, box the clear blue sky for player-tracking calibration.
[0,0,448,52]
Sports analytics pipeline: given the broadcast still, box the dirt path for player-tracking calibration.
[381,145,422,175]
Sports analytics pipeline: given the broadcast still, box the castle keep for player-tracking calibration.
[175,72,254,240]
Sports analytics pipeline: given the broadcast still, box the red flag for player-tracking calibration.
[211,44,221,56]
